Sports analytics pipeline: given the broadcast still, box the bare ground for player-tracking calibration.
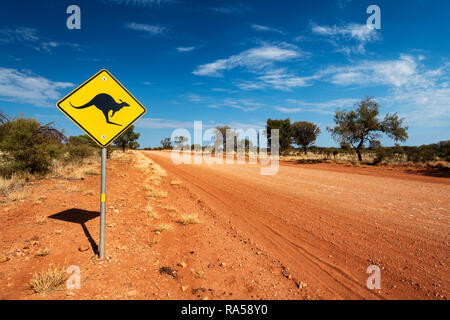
[0,150,448,300]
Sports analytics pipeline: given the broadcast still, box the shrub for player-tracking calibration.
[30,266,67,294]
[0,118,63,176]
[65,135,96,161]
[67,144,95,161]
[0,174,26,196]
[373,147,388,165]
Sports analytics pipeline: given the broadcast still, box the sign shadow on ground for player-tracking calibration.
[48,209,100,255]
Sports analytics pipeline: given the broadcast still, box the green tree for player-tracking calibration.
[160,137,172,150]
[291,121,321,154]
[214,126,238,152]
[327,97,408,161]
[0,118,64,175]
[174,136,189,148]
[113,125,140,152]
[266,118,293,152]
[67,135,96,161]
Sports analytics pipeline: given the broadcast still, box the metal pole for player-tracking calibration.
[99,147,107,259]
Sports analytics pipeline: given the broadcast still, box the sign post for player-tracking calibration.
[99,147,107,259]
[56,69,147,258]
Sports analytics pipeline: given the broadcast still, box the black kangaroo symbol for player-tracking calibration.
[70,93,130,126]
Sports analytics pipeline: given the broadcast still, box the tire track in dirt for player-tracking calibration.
[143,151,449,300]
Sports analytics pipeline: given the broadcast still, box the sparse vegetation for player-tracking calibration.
[35,216,47,225]
[113,125,140,152]
[0,174,26,196]
[52,157,98,180]
[161,206,177,212]
[179,214,200,225]
[7,188,28,201]
[327,97,408,162]
[266,118,293,153]
[34,247,50,257]
[0,118,65,176]
[160,137,173,150]
[66,135,96,162]
[146,209,159,221]
[30,266,67,294]
[292,121,321,154]
[154,223,173,233]
[147,189,168,199]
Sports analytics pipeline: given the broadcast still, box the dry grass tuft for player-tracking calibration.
[34,247,50,257]
[7,189,28,201]
[30,266,67,294]
[161,205,177,212]
[426,160,449,169]
[179,214,201,225]
[0,174,26,197]
[147,210,159,221]
[144,205,154,213]
[147,189,168,199]
[35,216,47,225]
[52,156,98,180]
[83,190,94,196]
[154,223,173,233]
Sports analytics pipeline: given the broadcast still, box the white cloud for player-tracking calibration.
[312,23,376,42]
[318,55,434,88]
[125,22,166,35]
[136,118,264,130]
[193,43,301,77]
[251,24,284,34]
[136,118,198,129]
[188,93,206,103]
[274,106,303,113]
[393,86,450,127]
[236,68,313,91]
[0,27,83,53]
[188,94,264,112]
[254,68,311,90]
[176,46,196,52]
[314,56,450,126]
[0,67,74,107]
[278,98,359,114]
[311,22,379,54]
[209,98,263,112]
[0,27,39,43]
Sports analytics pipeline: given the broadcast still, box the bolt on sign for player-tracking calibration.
[57,69,147,147]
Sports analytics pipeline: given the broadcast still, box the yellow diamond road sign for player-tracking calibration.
[57,69,147,147]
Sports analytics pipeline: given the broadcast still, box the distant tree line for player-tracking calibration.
[156,97,448,164]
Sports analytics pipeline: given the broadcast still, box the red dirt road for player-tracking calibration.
[144,151,449,299]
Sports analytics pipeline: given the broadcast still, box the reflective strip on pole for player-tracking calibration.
[99,147,107,259]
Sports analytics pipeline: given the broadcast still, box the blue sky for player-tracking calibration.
[0,0,449,147]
